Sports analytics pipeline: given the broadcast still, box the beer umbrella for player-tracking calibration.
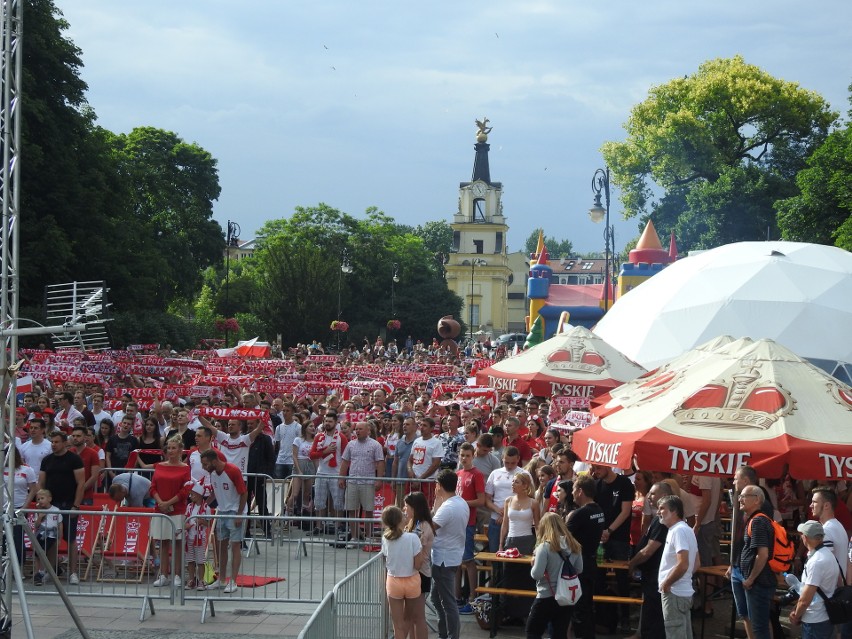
[475,325,645,399]
[573,338,852,479]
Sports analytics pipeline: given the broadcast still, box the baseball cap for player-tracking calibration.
[797,520,824,538]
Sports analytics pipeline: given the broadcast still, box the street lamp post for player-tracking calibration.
[391,263,400,318]
[336,248,352,352]
[589,167,614,312]
[469,258,486,341]
[224,220,241,347]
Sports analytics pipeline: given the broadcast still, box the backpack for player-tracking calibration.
[547,550,583,606]
[746,512,793,573]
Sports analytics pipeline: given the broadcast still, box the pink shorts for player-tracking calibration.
[386,573,421,599]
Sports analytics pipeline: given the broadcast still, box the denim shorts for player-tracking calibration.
[215,511,247,542]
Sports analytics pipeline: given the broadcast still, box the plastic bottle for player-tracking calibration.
[596,543,606,566]
[784,572,801,593]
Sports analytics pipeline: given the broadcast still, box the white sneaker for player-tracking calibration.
[152,574,169,587]
[206,578,221,590]
[223,581,238,593]
[69,573,80,585]
[173,576,182,588]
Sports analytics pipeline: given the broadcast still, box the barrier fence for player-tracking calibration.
[297,552,388,639]
[11,472,431,625]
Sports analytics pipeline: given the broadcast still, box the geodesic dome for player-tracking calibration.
[594,241,852,370]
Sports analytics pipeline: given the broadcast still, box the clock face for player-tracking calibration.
[472,182,487,197]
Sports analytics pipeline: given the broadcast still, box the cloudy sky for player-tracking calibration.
[56,0,851,254]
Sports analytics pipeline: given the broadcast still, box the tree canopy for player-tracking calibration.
[18,0,223,319]
[246,204,463,345]
[523,229,573,258]
[776,84,852,251]
[602,56,837,250]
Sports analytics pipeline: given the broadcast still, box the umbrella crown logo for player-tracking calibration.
[545,339,608,375]
[828,383,852,411]
[673,360,796,430]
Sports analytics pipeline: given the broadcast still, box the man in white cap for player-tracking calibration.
[788,520,840,639]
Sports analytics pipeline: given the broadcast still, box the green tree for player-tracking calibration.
[776,86,852,249]
[602,56,837,250]
[249,205,462,345]
[523,229,574,258]
[110,127,223,308]
[413,220,453,256]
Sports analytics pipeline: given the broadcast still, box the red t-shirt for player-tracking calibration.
[503,435,533,464]
[150,463,192,513]
[75,445,101,501]
[456,466,485,526]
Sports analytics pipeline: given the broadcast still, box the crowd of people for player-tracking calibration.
[6,343,852,639]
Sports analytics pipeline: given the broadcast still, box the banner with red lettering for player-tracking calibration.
[51,372,106,385]
[305,355,338,363]
[197,406,270,421]
[548,396,591,426]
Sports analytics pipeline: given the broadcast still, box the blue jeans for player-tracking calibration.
[431,563,460,639]
[802,620,834,639]
[274,463,293,480]
[487,518,501,552]
[730,566,773,639]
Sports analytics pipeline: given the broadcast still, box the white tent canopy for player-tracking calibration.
[594,241,852,370]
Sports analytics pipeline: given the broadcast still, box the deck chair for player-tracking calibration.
[97,506,155,582]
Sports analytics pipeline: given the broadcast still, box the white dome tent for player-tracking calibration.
[594,241,852,372]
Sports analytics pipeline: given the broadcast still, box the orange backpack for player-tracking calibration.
[746,512,794,573]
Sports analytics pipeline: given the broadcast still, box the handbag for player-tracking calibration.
[815,551,852,624]
[547,550,582,607]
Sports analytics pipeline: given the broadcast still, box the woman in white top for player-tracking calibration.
[381,505,423,639]
[500,471,540,552]
[288,422,316,516]
[5,447,38,567]
[404,491,435,639]
[500,471,541,619]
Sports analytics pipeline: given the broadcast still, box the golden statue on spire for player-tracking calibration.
[475,117,493,142]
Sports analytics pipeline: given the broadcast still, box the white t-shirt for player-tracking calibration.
[381,531,422,577]
[485,466,528,522]
[273,421,301,465]
[691,476,721,526]
[409,436,444,479]
[215,431,251,474]
[821,517,848,579]
[3,465,36,508]
[801,546,838,623]
[293,437,312,460]
[658,519,698,597]
[432,495,469,567]
[210,463,248,514]
[17,438,52,473]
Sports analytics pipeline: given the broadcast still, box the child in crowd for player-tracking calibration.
[381,505,423,639]
[184,482,211,591]
[33,489,62,586]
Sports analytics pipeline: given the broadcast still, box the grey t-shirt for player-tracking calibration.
[112,472,152,507]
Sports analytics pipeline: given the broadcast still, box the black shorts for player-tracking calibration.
[53,502,78,542]
[420,573,431,594]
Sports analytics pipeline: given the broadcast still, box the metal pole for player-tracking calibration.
[469,261,475,341]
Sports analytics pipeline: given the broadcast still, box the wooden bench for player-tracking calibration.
[475,586,643,605]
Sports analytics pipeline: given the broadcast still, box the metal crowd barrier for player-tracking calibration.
[14,507,179,621]
[298,552,388,639]
[14,473,435,627]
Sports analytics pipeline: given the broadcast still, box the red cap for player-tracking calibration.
[42,407,55,415]
[15,407,27,415]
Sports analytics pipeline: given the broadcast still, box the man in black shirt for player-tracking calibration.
[39,432,84,585]
[106,415,140,478]
[628,481,673,639]
[726,484,775,639]
[568,474,605,639]
[592,464,636,634]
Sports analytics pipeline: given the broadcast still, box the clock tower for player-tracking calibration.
[445,119,511,338]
